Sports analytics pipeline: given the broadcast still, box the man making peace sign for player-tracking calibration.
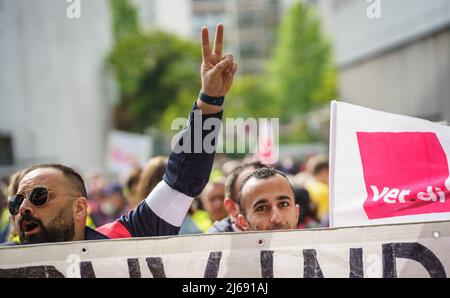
[4,24,237,245]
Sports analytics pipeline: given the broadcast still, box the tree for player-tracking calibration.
[108,32,201,133]
[109,0,139,41]
[224,74,280,119]
[107,0,202,133]
[267,0,337,120]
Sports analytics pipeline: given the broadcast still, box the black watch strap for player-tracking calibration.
[199,91,225,106]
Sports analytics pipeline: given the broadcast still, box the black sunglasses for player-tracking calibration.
[8,187,49,216]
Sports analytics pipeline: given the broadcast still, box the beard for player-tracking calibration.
[19,203,76,245]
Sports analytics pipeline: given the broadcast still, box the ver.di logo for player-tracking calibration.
[357,132,450,220]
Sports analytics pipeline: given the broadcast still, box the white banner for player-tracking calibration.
[0,221,449,278]
[329,101,450,228]
[106,130,153,174]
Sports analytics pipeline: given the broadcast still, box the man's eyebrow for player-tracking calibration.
[252,198,268,208]
[276,195,293,201]
[16,186,30,195]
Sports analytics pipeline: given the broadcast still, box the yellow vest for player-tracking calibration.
[191,210,213,233]
[305,180,329,220]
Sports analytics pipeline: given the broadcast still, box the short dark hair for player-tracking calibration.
[238,167,293,214]
[312,160,329,176]
[224,161,265,203]
[23,164,87,198]
[306,155,329,176]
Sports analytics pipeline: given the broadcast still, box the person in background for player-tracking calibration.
[303,155,329,225]
[199,180,227,231]
[123,166,142,209]
[85,168,109,203]
[180,169,226,235]
[125,155,207,236]
[4,170,26,244]
[130,156,168,210]
[0,177,10,243]
[188,201,213,233]
[90,183,128,227]
[221,159,241,177]
[179,199,204,235]
[84,168,108,226]
[293,187,320,229]
[277,157,299,176]
[207,161,265,233]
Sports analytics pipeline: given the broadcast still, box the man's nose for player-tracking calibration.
[270,207,283,224]
[18,197,35,216]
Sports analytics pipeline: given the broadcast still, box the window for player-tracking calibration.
[0,133,13,165]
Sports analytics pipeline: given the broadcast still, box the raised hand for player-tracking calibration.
[200,24,238,98]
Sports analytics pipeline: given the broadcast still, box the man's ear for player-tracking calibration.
[73,197,88,222]
[295,204,300,223]
[237,214,250,231]
[224,198,238,216]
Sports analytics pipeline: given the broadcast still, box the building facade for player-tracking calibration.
[134,0,282,74]
[314,0,450,122]
[0,0,115,174]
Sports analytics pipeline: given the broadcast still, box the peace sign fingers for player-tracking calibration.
[213,24,223,57]
[201,24,224,62]
[201,26,212,61]
[200,24,237,98]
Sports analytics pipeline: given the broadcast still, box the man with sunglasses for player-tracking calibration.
[3,24,238,245]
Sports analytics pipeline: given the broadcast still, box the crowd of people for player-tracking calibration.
[0,153,330,244]
[0,23,330,247]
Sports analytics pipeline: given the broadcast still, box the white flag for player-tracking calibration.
[329,101,450,227]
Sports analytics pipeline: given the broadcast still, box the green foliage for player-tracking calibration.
[107,0,200,133]
[279,120,320,144]
[107,0,337,145]
[108,31,200,132]
[110,0,139,41]
[159,89,200,132]
[224,74,280,119]
[222,1,337,144]
[267,0,337,119]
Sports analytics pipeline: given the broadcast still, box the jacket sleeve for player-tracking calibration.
[97,102,223,238]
